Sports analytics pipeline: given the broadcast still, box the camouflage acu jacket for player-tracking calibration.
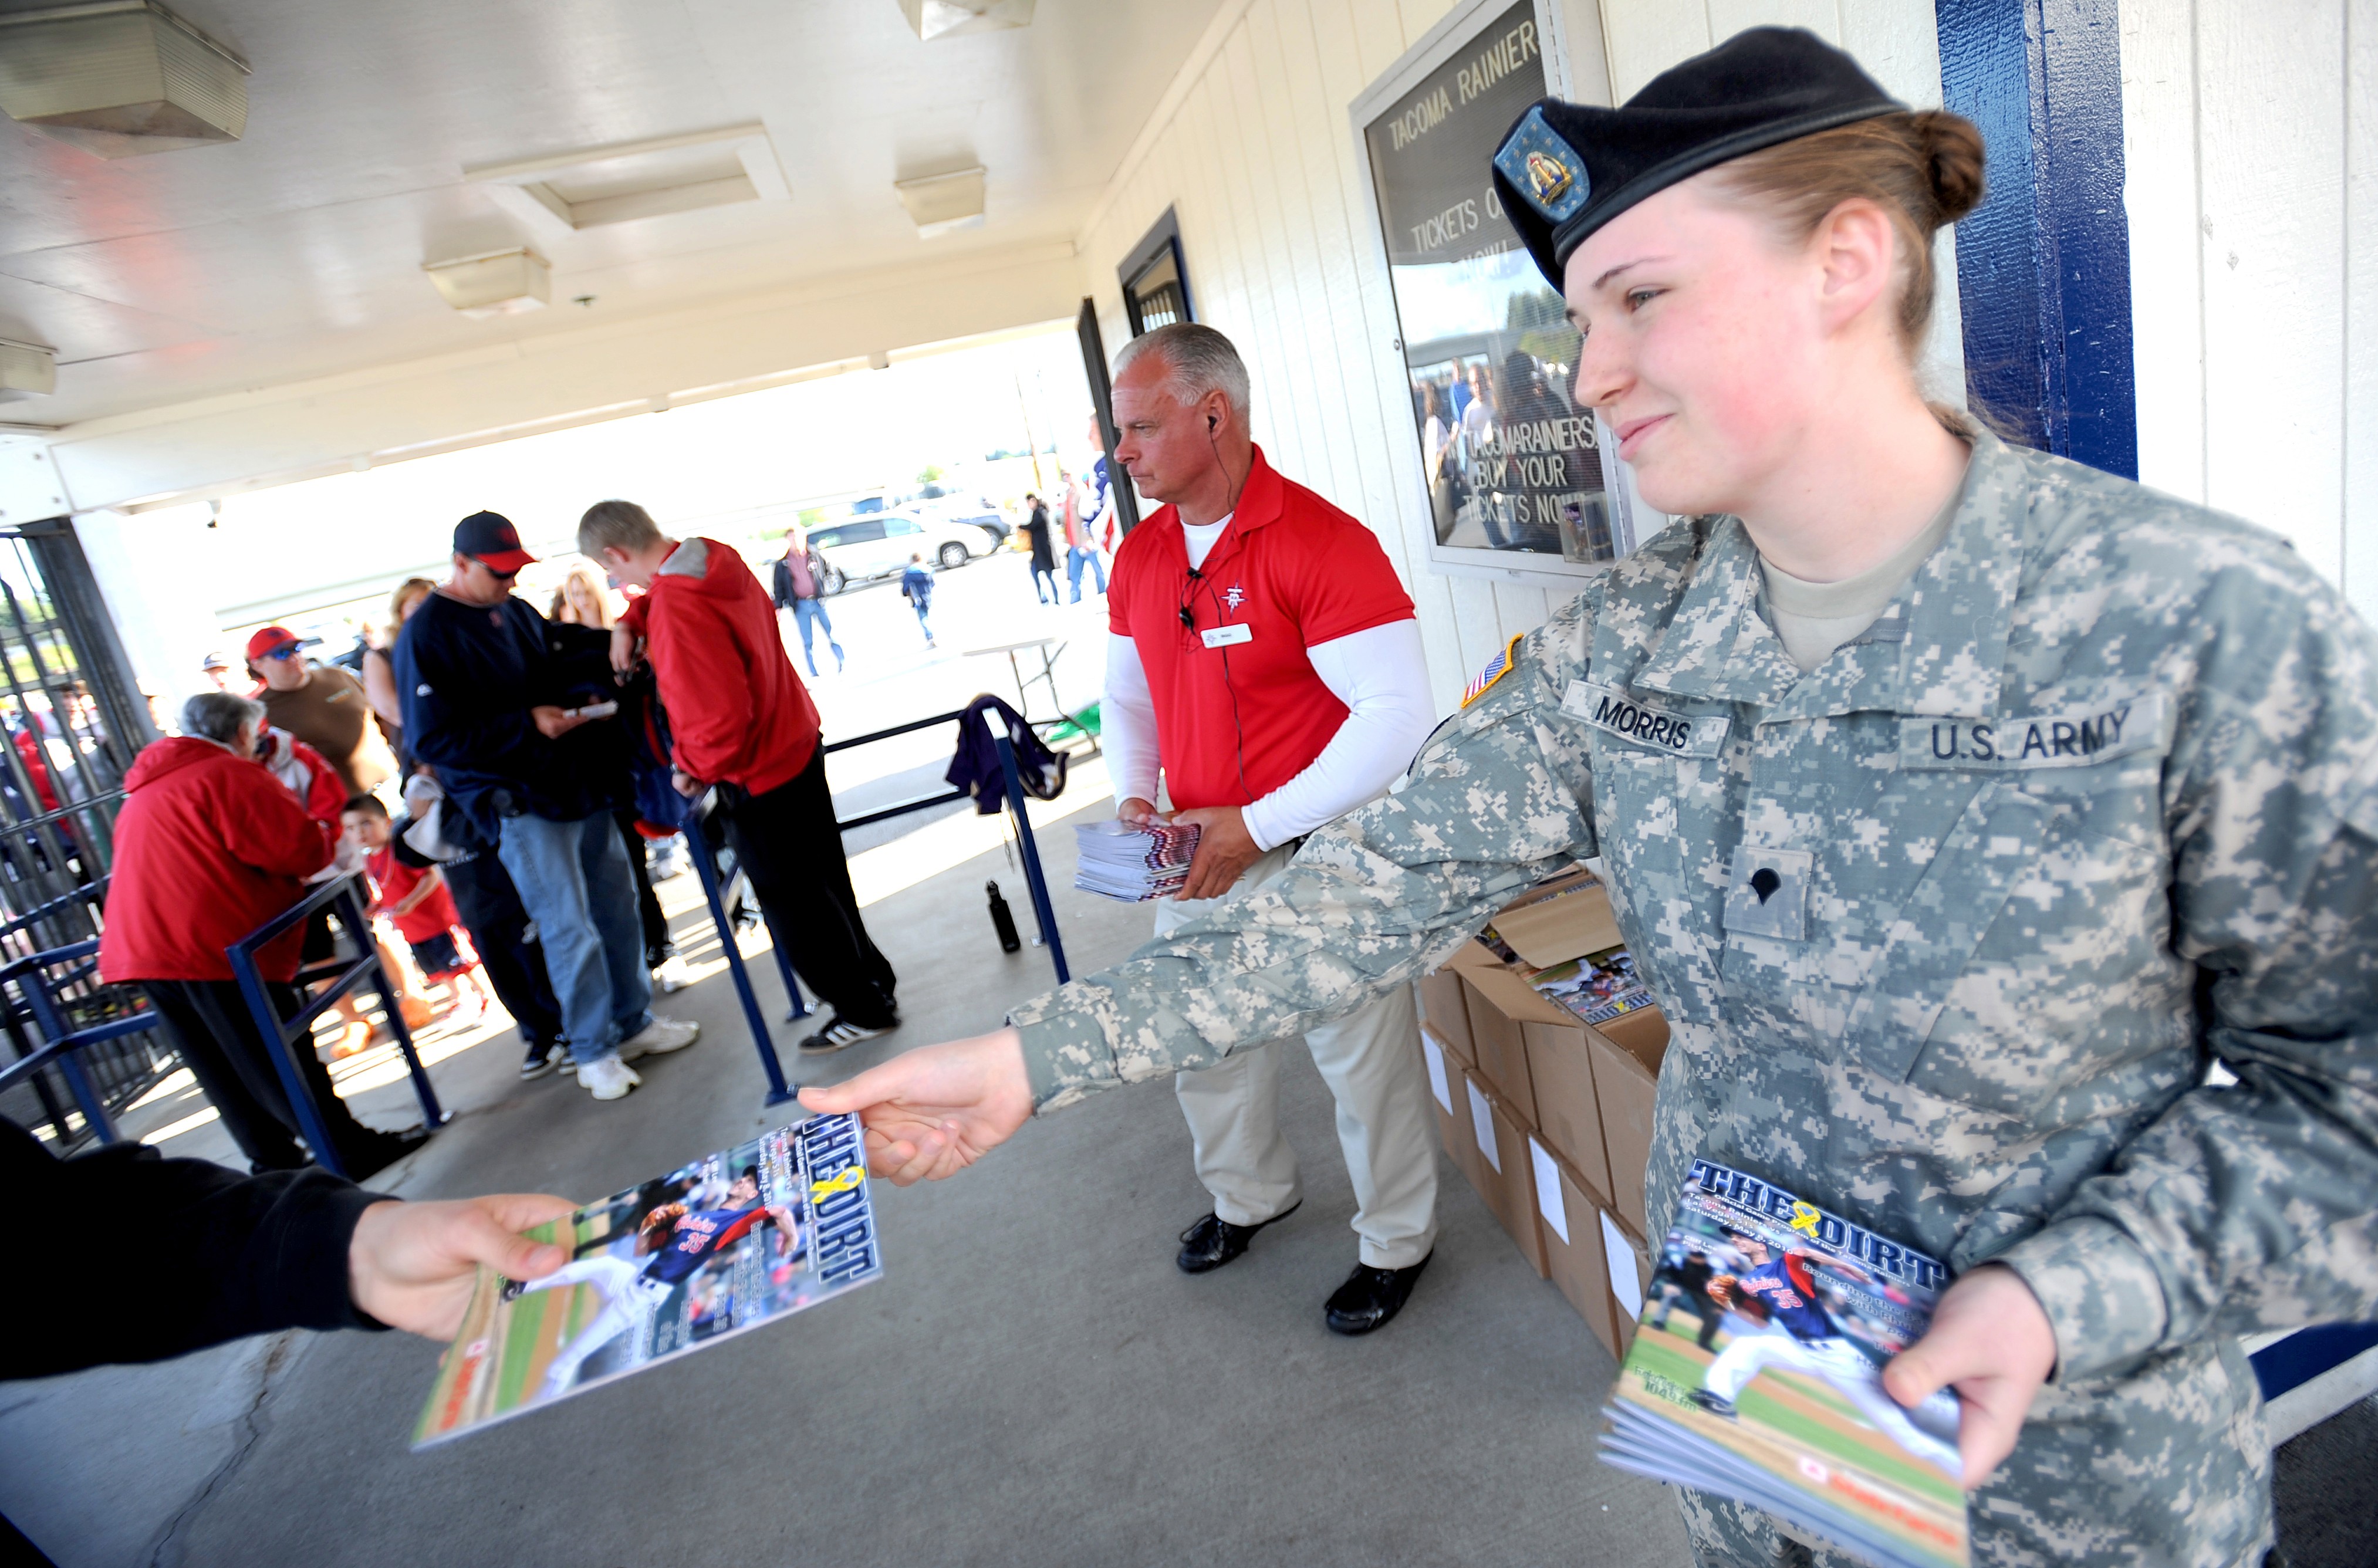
[1009,430,2378,1564]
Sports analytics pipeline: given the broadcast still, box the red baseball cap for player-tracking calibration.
[455,510,536,573]
[244,626,304,663]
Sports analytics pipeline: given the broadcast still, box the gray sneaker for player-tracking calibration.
[619,1016,700,1061]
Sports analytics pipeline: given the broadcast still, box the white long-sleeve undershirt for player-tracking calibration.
[1102,619,1437,851]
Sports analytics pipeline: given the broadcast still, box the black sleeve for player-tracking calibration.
[0,1120,390,1378]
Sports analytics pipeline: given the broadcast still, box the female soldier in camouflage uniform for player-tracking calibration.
[808,29,2378,1567]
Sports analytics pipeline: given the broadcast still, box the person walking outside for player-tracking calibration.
[395,511,698,1103]
[771,526,844,676]
[247,624,397,799]
[580,500,901,1056]
[803,33,2378,1567]
[1020,493,1059,605]
[100,692,427,1177]
[1060,469,1106,603]
[900,553,937,648]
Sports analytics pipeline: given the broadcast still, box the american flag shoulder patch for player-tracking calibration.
[1461,635,1524,709]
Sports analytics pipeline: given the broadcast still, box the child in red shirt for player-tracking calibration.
[340,795,492,1023]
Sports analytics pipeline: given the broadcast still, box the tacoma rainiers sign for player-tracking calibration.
[1361,0,1631,570]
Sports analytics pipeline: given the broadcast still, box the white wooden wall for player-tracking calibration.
[1076,0,1962,711]
[2122,0,2378,627]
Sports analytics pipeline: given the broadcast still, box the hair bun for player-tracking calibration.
[1910,110,1986,225]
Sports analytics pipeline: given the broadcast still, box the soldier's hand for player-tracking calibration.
[349,1194,577,1340]
[1882,1263,2058,1489]
[798,1029,1035,1185]
[1171,805,1260,900]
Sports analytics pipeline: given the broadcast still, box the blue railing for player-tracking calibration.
[0,940,151,1144]
[224,872,447,1179]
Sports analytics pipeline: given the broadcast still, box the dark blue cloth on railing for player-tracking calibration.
[945,695,1065,815]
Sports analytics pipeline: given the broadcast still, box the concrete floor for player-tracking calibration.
[0,708,1693,1567]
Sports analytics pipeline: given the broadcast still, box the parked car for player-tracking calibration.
[806,511,995,592]
[908,494,1010,549]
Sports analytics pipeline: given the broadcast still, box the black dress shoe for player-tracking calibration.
[1175,1201,1301,1274]
[1323,1253,1431,1336]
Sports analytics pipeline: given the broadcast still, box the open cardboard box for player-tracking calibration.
[1445,871,1628,1029]
[1586,1008,1670,1236]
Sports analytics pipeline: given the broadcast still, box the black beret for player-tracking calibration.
[1492,27,1904,288]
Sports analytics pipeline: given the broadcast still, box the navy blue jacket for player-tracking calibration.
[394,590,612,837]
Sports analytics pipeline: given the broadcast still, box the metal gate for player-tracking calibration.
[0,518,171,1151]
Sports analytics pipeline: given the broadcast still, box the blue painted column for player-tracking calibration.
[1936,0,2138,479]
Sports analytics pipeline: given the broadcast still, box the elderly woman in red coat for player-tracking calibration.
[98,691,425,1176]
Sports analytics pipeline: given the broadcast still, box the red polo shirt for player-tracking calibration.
[1110,446,1414,812]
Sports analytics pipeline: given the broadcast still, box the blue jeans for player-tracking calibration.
[791,598,841,675]
[911,597,935,642]
[1029,563,1059,603]
[1066,545,1106,601]
[496,810,653,1064]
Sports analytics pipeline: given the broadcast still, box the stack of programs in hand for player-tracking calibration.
[1074,818,1202,902]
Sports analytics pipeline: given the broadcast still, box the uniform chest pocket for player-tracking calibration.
[1589,741,1722,1024]
[1836,780,2051,1084]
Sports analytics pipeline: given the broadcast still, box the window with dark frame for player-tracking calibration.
[1119,207,1193,338]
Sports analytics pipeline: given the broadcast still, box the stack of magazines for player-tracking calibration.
[1073,818,1201,901]
[1531,944,1656,1026]
[1602,1158,1970,1568]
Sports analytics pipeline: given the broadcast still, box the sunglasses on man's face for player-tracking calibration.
[263,645,303,661]
[476,561,520,582]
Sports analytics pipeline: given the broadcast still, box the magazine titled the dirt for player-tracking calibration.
[1529,944,1656,1026]
[412,1112,883,1448]
[1602,1158,1968,1568]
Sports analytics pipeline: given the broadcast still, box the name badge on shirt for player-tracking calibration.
[1201,624,1254,650]
[1899,693,2166,770]
[1562,680,1730,758]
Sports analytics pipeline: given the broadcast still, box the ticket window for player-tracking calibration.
[1120,208,1193,337]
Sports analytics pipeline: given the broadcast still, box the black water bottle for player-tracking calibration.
[986,880,1022,954]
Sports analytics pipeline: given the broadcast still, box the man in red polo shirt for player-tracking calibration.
[580,501,900,1055]
[1102,323,1442,1335]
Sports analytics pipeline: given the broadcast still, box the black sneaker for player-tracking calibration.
[799,1013,894,1055]
[521,1038,563,1080]
[1689,1388,1739,1420]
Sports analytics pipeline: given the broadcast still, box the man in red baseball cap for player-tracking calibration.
[246,625,394,800]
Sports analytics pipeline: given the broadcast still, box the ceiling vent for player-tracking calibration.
[895,166,987,238]
[0,340,59,402]
[424,249,551,319]
[0,0,249,158]
[466,124,791,234]
[897,1,1035,40]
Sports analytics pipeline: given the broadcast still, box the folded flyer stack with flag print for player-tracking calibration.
[1602,1157,1970,1568]
[1073,818,1201,902]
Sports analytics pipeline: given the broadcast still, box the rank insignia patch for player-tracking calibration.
[1462,634,1524,709]
[1494,106,1591,222]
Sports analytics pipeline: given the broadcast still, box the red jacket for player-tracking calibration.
[99,737,333,984]
[256,728,347,830]
[633,538,820,794]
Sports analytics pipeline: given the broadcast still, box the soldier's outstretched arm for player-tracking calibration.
[1989,572,2378,1385]
[802,604,1603,1182]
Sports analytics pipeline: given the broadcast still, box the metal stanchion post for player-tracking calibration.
[995,733,1069,985]
[228,952,350,1181]
[339,882,447,1128]
[684,796,796,1106]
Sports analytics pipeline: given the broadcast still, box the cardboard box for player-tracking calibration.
[1445,873,1629,1029]
[1586,1008,1671,1235]
[1445,940,1577,1027]
[1600,1205,1652,1357]
[1414,969,1474,1066]
[1418,1027,1484,1192]
[1529,1134,1621,1356]
[1462,1067,1548,1279]
[1522,1019,1609,1199]
[1460,975,1536,1116]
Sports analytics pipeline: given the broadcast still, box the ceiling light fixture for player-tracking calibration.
[0,0,249,157]
[423,249,551,319]
[894,166,986,238]
[896,0,1035,41]
[465,123,791,234]
[0,341,59,402]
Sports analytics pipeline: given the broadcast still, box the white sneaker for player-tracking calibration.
[579,1055,641,1100]
[619,1015,700,1061]
[653,954,693,993]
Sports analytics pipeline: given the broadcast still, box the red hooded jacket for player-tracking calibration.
[99,736,333,984]
[628,538,820,794]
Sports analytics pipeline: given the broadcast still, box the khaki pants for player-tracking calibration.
[1160,846,1440,1269]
